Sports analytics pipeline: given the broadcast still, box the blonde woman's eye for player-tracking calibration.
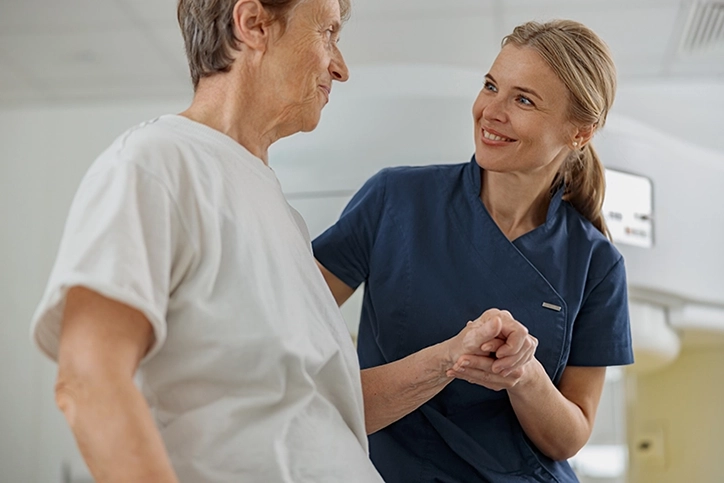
[484,81,497,92]
[517,95,533,106]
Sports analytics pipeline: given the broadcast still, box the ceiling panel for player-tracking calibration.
[501,5,680,57]
[0,30,182,87]
[666,40,724,76]
[352,0,496,17]
[616,57,671,80]
[0,0,134,34]
[503,0,680,7]
[0,0,719,107]
[501,5,680,79]
[340,16,500,69]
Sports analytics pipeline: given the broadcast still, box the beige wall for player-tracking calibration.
[628,347,724,482]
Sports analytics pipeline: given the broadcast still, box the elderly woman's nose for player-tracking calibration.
[331,50,350,82]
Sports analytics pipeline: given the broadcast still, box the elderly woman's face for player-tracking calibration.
[263,0,349,134]
[472,45,578,179]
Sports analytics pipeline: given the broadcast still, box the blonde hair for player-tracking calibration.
[503,20,617,238]
[178,0,351,90]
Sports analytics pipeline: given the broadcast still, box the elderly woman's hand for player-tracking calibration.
[445,309,502,366]
[446,309,538,391]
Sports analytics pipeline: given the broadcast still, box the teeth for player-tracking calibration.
[483,130,512,142]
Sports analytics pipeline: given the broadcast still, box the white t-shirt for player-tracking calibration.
[31,115,382,483]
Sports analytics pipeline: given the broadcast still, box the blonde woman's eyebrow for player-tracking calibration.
[485,74,543,102]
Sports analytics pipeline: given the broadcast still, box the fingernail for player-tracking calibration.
[462,360,470,367]
[456,367,465,372]
[481,343,493,352]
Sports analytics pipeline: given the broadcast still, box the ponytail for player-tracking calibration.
[555,143,610,239]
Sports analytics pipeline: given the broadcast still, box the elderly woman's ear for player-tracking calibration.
[233,0,273,52]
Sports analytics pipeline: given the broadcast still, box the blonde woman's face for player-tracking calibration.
[472,45,578,179]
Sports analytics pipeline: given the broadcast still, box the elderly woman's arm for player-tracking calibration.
[55,287,178,483]
[316,261,537,435]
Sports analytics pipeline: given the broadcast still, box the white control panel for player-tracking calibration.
[603,169,654,248]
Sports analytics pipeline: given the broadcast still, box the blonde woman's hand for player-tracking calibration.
[446,309,539,390]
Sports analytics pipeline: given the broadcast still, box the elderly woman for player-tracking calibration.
[29,0,387,481]
[315,20,634,482]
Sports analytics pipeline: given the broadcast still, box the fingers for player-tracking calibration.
[480,337,505,354]
[494,310,529,358]
[458,309,537,371]
[446,354,526,391]
[465,309,538,376]
[492,335,538,376]
[450,353,494,373]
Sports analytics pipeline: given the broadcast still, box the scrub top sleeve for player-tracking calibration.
[313,170,388,290]
[31,161,193,365]
[567,256,635,366]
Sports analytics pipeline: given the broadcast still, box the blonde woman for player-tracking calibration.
[315,20,633,482]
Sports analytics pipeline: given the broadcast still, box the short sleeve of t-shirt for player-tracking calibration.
[31,159,193,364]
[567,256,634,366]
[313,170,387,289]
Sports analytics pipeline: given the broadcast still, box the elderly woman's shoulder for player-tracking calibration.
[86,115,211,193]
[113,115,185,158]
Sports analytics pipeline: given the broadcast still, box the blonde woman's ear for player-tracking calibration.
[574,124,596,148]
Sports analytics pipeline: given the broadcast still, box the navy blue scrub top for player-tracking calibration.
[313,157,634,483]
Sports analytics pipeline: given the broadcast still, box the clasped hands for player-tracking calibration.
[445,309,538,391]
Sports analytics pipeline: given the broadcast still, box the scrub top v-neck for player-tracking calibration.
[314,157,633,483]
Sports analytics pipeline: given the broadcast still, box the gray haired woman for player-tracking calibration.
[30,0,384,481]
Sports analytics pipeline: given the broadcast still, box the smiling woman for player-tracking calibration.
[313,19,633,483]
[30,0,382,482]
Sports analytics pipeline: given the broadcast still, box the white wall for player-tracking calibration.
[2,72,723,481]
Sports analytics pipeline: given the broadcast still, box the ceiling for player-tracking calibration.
[0,0,722,106]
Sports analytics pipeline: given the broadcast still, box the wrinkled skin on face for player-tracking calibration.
[261,0,349,134]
